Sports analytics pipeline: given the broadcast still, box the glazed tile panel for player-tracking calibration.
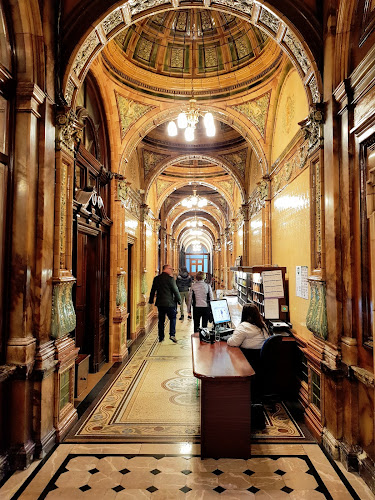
[271,168,311,339]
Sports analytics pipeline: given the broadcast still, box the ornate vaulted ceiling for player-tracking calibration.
[102,8,283,99]
[115,9,268,77]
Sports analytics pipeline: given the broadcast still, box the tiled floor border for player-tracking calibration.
[8,446,365,500]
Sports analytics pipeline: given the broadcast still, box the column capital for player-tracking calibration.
[55,107,83,153]
[16,82,45,118]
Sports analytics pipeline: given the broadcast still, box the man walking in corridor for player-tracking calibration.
[149,264,181,343]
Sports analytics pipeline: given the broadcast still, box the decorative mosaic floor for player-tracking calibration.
[4,443,373,499]
[2,313,373,499]
[66,320,305,443]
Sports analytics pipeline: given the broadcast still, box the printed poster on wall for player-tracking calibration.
[264,298,280,319]
[262,270,284,298]
[296,266,309,299]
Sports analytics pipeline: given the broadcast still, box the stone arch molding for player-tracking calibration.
[145,153,246,204]
[153,179,236,217]
[63,1,322,111]
[169,202,227,231]
[172,209,223,232]
[120,106,267,175]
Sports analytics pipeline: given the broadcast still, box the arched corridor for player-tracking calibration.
[1,0,375,497]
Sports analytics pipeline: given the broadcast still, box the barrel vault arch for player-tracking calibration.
[152,179,237,218]
[117,105,268,177]
[144,153,246,204]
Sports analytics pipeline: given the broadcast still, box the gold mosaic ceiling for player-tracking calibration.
[114,9,269,78]
[102,9,283,98]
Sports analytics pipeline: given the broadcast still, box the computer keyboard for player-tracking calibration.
[218,328,234,336]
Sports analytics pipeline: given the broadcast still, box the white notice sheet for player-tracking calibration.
[262,270,284,298]
[264,298,279,319]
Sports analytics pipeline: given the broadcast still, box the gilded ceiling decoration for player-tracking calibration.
[143,150,170,177]
[112,9,268,79]
[231,91,271,137]
[65,2,322,107]
[156,178,174,199]
[220,149,248,178]
[115,92,155,139]
[220,179,235,198]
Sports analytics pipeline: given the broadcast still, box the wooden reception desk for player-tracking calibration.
[191,333,255,459]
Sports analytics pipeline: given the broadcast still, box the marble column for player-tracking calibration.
[6,83,45,468]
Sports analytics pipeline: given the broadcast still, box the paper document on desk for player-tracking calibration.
[271,321,290,327]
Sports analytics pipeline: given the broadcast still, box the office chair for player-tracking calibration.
[259,334,298,401]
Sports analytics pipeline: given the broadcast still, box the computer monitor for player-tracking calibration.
[210,299,231,325]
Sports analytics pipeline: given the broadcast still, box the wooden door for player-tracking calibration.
[190,258,204,277]
[74,231,107,372]
[75,232,87,352]
[127,243,133,341]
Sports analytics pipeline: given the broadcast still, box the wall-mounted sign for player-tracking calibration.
[296,266,309,299]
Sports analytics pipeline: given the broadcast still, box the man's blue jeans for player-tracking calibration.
[157,306,177,340]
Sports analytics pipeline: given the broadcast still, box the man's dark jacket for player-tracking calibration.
[176,270,192,292]
[149,272,181,307]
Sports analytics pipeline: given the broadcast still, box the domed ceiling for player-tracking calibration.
[102,9,284,99]
[114,9,268,78]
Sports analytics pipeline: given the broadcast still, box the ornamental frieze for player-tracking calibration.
[102,9,124,35]
[214,0,253,15]
[128,0,170,17]
[73,31,101,77]
[259,8,280,34]
[283,29,310,75]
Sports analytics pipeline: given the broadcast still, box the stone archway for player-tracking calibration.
[60,1,322,110]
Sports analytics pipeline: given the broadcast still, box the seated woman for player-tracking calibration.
[225,302,269,401]
[187,271,214,333]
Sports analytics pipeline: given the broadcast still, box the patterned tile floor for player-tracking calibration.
[1,300,374,499]
[2,443,374,499]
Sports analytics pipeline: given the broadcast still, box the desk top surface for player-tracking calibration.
[191,333,255,379]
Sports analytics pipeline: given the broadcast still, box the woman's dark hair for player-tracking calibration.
[241,303,266,329]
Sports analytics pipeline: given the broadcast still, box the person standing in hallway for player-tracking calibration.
[176,266,192,321]
[149,264,181,343]
[187,271,214,333]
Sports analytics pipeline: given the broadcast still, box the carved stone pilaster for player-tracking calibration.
[51,279,76,339]
[306,277,328,340]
